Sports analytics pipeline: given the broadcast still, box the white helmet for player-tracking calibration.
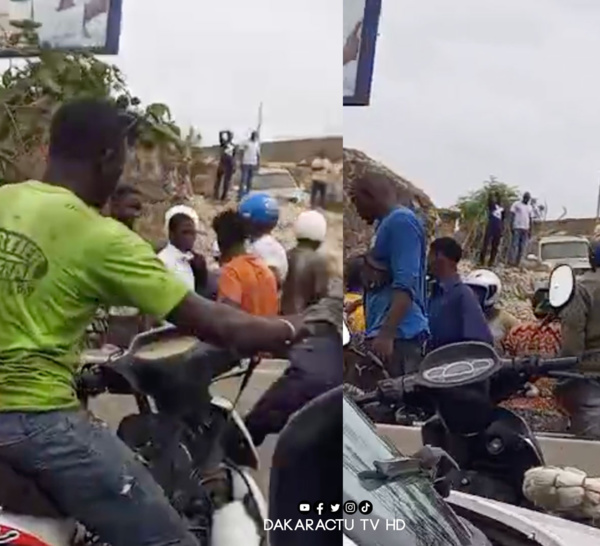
[294,210,327,243]
[464,269,502,308]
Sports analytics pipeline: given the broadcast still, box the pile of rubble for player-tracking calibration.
[459,261,550,321]
[343,148,436,257]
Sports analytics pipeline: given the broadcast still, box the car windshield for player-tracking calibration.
[541,241,589,261]
[343,397,474,546]
[252,171,297,190]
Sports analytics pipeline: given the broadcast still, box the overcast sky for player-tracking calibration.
[344,0,600,219]
[112,0,342,145]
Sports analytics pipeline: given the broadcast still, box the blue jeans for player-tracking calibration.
[238,164,256,200]
[509,228,529,265]
[0,409,198,546]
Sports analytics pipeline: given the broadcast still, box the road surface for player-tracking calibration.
[89,359,287,497]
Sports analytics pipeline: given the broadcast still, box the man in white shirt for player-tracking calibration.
[310,151,333,209]
[508,192,534,266]
[238,131,260,201]
[158,205,200,291]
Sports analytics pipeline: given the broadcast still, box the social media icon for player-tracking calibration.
[344,501,357,514]
[330,503,340,513]
[359,501,373,515]
[316,503,324,515]
[299,503,311,513]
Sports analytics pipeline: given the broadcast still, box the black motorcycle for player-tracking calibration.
[351,341,581,507]
[76,325,267,545]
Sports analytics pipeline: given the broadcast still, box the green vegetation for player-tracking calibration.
[0,23,199,184]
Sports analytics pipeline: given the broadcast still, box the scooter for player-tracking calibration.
[352,341,581,507]
[0,326,267,546]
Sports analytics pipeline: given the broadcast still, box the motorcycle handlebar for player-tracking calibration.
[508,355,580,374]
[353,390,381,406]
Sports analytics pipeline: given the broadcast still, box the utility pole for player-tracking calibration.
[256,102,263,136]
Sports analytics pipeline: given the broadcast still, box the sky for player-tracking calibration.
[344,0,600,219]
[0,0,342,146]
[117,0,342,144]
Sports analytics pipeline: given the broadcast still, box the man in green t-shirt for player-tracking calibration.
[0,99,301,546]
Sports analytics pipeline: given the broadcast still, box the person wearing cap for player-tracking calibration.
[246,208,343,447]
[556,241,600,438]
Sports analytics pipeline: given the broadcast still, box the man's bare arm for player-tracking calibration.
[167,292,294,353]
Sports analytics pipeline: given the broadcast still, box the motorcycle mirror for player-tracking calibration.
[548,264,575,310]
[342,320,350,346]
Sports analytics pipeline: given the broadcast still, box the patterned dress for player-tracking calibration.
[500,320,566,431]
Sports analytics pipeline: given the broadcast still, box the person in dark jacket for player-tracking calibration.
[213,130,236,201]
[428,237,493,351]
[479,191,505,266]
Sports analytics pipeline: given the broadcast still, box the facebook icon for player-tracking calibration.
[316,503,324,515]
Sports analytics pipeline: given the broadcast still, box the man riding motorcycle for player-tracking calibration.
[0,99,304,546]
[246,210,343,446]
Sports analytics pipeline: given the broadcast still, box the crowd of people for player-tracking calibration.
[479,190,542,267]
[344,172,600,439]
[0,98,343,546]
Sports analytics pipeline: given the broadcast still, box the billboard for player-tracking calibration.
[343,0,381,106]
[0,0,123,58]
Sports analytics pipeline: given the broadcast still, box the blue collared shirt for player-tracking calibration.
[365,207,429,340]
[427,275,493,351]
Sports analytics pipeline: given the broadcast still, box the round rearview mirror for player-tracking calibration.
[342,321,350,346]
[548,264,575,309]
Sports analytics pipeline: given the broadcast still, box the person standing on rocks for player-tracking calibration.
[508,192,534,266]
[349,174,429,376]
[310,150,333,209]
[213,130,236,201]
[556,241,600,439]
[238,130,260,201]
[479,191,505,266]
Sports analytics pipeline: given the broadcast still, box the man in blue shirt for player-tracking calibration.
[428,237,493,351]
[350,175,429,376]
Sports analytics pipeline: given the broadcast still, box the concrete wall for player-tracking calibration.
[540,217,598,236]
[204,136,343,163]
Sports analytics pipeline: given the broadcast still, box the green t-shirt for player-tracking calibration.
[0,181,190,411]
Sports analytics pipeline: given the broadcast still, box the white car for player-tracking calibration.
[343,397,600,546]
[246,167,307,204]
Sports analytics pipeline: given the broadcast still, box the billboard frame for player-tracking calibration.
[344,0,381,107]
[0,0,123,59]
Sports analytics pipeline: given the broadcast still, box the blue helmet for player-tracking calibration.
[238,193,280,226]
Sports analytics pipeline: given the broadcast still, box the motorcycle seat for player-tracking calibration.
[116,341,240,415]
[0,459,64,518]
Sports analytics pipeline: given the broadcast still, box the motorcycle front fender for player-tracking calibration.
[211,396,260,470]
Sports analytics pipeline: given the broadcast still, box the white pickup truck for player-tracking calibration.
[526,235,591,275]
